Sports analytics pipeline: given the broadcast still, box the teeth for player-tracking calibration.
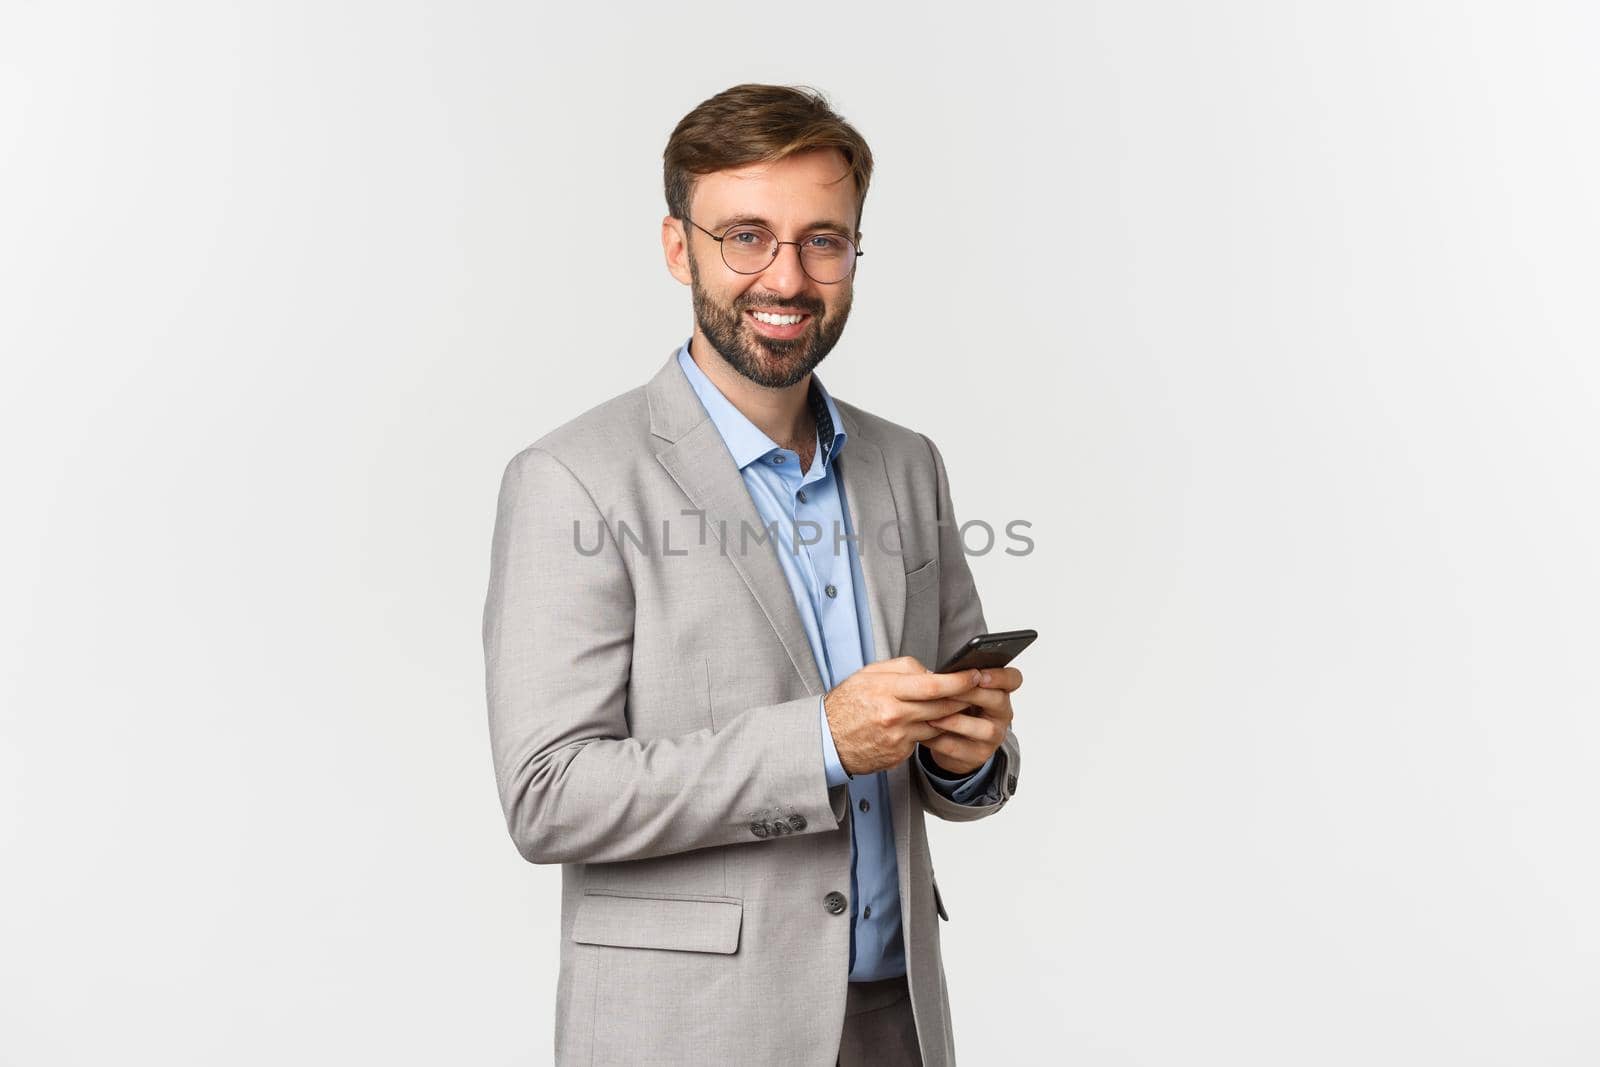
[751,311,804,326]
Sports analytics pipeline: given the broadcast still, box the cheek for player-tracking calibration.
[697,281,742,317]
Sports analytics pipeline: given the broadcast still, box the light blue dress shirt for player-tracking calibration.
[675,340,996,981]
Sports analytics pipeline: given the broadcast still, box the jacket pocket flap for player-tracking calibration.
[904,556,941,595]
[572,892,743,954]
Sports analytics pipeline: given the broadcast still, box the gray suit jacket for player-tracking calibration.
[483,347,1022,1066]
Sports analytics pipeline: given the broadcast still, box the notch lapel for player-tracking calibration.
[648,349,826,697]
[834,429,908,665]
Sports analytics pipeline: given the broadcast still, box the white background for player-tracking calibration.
[3,2,1597,1064]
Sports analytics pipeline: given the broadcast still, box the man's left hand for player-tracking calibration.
[920,666,1022,777]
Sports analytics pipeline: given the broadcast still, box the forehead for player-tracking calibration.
[691,149,857,231]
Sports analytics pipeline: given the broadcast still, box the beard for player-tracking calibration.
[687,247,852,389]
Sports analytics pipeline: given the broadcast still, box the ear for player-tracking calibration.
[662,215,692,286]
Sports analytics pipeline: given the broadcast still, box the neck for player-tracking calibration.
[687,331,814,451]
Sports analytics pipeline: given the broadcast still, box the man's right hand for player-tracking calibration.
[823,657,982,776]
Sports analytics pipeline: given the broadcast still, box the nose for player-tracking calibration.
[756,241,811,298]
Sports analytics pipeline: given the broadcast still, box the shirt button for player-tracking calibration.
[796,489,807,503]
[863,905,872,920]
[772,454,785,464]
[824,891,847,915]
[825,584,837,598]
[858,798,870,813]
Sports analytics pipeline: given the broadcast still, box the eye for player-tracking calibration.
[727,228,766,246]
[808,235,845,251]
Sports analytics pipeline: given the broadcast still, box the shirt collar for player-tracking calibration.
[675,339,847,472]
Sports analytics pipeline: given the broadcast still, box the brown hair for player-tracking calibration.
[663,84,874,236]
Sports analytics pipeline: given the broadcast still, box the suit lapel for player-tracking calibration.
[656,419,828,697]
[833,428,907,665]
[648,349,826,697]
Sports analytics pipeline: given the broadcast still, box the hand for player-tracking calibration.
[822,657,984,776]
[918,665,1022,777]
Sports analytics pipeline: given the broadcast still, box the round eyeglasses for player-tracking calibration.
[683,218,862,285]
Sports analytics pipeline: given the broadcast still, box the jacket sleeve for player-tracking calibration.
[483,446,850,865]
[916,743,997,803]
[909,433,1022,823]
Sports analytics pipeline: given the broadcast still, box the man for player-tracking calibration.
[483,84,1023,1066]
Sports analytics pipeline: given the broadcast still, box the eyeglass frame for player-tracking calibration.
[681,216,864,284]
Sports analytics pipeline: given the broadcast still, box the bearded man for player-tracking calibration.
[483,82,1024,1066]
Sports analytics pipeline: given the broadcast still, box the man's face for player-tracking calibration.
[670,149,858,389]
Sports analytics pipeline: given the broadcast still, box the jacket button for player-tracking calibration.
[824,891,847,915]
[1007,774,1018,794]
[750,821,769,838]
[787,814,807,832]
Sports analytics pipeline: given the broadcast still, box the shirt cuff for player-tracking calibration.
[819,696,852,788]
[917,744,996,804]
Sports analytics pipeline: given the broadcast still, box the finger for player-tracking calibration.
[943,686,1012,721]
[899,696,979,723]
[974,666,1023,691]
[894,669,981,702]
[923,710,1004,743]
[920,732,991,766]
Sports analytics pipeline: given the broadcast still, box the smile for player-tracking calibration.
[748,310,809,326]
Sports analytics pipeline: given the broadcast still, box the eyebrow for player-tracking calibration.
[714,213,855,236]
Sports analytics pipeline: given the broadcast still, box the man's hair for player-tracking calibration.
[663,84,874,236]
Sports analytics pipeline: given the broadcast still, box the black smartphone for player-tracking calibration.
[934,628,1038,674]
